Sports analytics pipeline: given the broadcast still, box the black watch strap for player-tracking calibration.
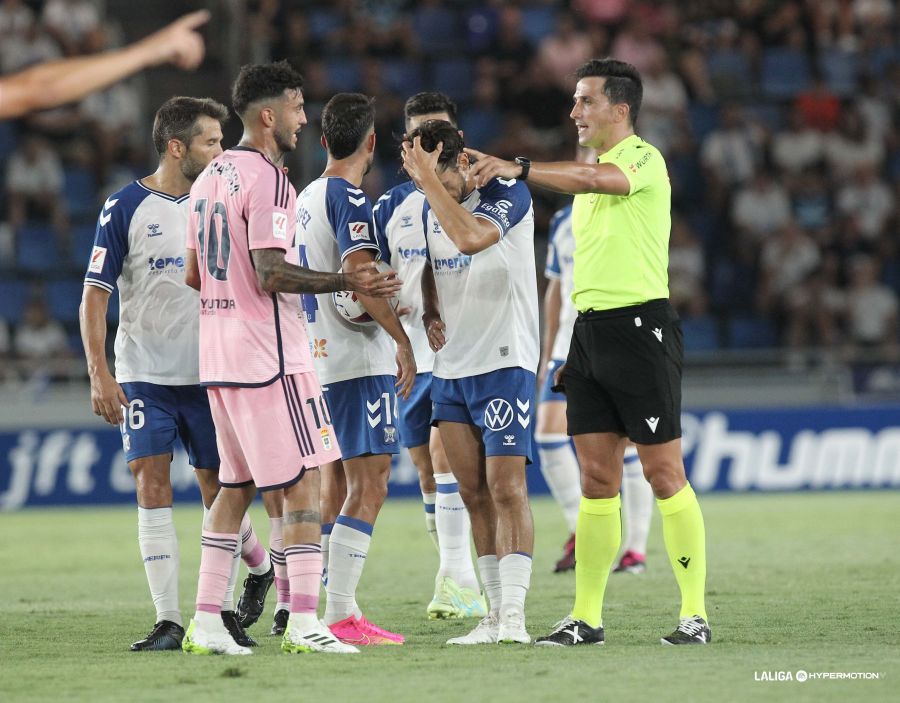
[514,156,531,181]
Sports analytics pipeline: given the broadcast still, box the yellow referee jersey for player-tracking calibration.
[571,134,671,312]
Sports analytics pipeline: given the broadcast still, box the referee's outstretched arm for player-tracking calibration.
[464,149,630,197]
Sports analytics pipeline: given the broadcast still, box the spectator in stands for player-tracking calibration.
[41,0,102,56]
[0,0,32,40]
[771,105,824,174]
[668,215,707,319]
[784,253,844,350]
[479,5,533,98]
[609,13,665,74]
[0,15,61,75]
[5,133,68,240]
[13,297,72,380]
[823,105,886,178]
[794,74,841,132]
[837,165,894,241]
[844,255,899,355]
[700,103,765,204]
[758,220,822,318]
[639,51,688,156]
[536,12,592,91]
[732,169,792,242]
[510,57,571,144]
[791,170,833,232]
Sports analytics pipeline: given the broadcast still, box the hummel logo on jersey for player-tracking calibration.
[147,223,162,237]
[88,246,107,273]
[645,417,660,433]
[652,328,663,342]
[366,399,381,427]
[349,222,369,241]
[347,187,366,207]
[516,399,531,428]
[503,434,516,446]
[484,399,514,431]
[400,215,413,228]
[98,197,118,226]
[678,556,691,569]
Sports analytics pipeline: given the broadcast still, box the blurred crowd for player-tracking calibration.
[1,0,898,383]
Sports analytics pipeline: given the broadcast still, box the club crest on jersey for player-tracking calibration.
[383,425,397,444]
[320,428,333,451]
[484,399,514,431]
[273,212,288,240]
[146,223,162,237]
[349,221,369,241]
[88,246,107,273]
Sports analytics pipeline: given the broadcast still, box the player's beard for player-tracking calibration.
[274,124,298,155]
[180,152,206,182]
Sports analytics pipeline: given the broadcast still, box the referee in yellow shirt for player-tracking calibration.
[466,58,709,647]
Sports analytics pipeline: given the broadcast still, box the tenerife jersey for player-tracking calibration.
[424,176,539,379]
[84,180,200,385]
[373,181,434,374]
[545,204,577,361]
[186,146,312,387]
[571,134,671,311]
[296,177,395,385]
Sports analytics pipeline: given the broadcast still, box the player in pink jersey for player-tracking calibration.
[181,61,401,656]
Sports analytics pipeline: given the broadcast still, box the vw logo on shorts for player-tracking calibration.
[484,399,514,431]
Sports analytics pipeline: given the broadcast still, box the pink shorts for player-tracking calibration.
[208,372,342,491]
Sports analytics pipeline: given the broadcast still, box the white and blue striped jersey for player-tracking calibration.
[424,176,539,380]
[373,181,434,374]
[545,204,577,361]
[83,180,201,385]
[296,176,396,385]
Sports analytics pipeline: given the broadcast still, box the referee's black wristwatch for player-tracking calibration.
[514,156,531,181]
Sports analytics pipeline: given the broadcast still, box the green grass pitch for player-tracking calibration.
[1,492,897,702]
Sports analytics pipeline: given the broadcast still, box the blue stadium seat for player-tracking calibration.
[46,280,84,324]
[706,50,753,99]
[413,6,459,54]
[325,60,361,92]
[520,6,557,45]
[866,45,898,74]
[687,104,719,142]
[681,316,720,353]
[70,223,97,270]
[63,167,97,220]
[432,59,474,102]
[382,61,424,96]
[460,108,503,149]
[309,10,342,37]
[820,49,859,96]
[728,316,778,349]
[0,121,17,164]
[16,223,59,273]
[761,48,811,98]
[0,280,30,325]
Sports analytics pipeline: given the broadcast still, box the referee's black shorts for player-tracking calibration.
[561,299,683,445]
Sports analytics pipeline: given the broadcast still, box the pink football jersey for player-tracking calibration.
[187,146,312,386]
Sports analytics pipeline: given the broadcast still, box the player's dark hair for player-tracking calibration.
[231,60,304,117]
[321,93,376,160]
[152,96,229,156]
[575,58,643,126]
[406,120,464,171]
[404,92,458,127]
